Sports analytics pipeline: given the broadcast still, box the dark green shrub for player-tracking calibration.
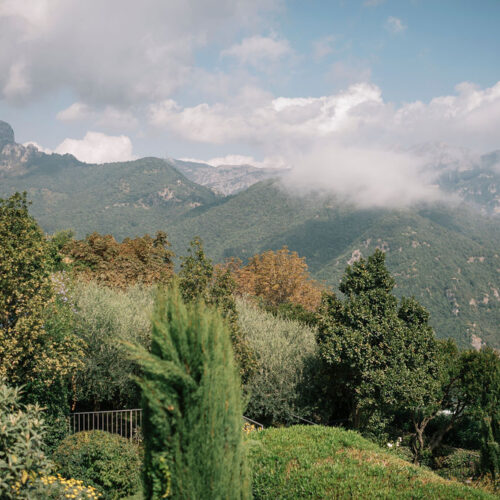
[436,448,480,481]
[52,430,142,499]
[133,285,250,499]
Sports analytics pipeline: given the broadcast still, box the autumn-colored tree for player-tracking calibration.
[63,230,174,288]
[234,246,323,311]
[0,193,83,388]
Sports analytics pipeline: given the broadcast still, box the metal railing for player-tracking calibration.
[69,409,264,440]
[69,409,142,441]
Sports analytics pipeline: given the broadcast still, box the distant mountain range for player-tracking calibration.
[1,120,499,349]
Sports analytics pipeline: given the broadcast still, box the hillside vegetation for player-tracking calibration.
[250,426,496,499]
[1,121,499,348]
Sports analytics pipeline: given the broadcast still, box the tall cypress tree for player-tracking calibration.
[134,285,250,499]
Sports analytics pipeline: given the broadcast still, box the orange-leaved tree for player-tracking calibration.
[63,231,174,288]
[233,246,323,311]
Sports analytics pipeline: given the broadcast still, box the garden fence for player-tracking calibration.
[69,409,264,440]
[69,409,142,442]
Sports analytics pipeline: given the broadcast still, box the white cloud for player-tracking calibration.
[0,0,279,105]
[23,141,52,154]
[56,102,92,121]
[221,34,292,67]
[181,154,288,169]
[150,79,500,207]
[3,62,31,100]
[386,16,407,34]
[54,131,135,163]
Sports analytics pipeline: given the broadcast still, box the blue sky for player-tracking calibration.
[0,0,499,182]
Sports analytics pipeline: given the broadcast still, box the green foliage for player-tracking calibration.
[2,156,499,349]
[454,348,500,479]
[179,238,256,381]
[0,192,55,383]
[71,281,153,410]
[133,286,250,499]
[480,416,500,482]
[0,193,84,412]
[250,426,495,499]
[436,449,481,481]
[316,250,440,440]
[237,299,317,426]
[0,382,52,499]
[53,430,142,499]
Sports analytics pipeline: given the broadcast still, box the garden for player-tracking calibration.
[1,192,499,499]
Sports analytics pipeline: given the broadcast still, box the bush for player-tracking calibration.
[52,430,142,499]
[71,282,153,410]
[237,299,317,426]
[436,448,481,481]
[134,286,250,499]
[0,382,52,499]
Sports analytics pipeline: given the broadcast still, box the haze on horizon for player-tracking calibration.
[1,0,499,207]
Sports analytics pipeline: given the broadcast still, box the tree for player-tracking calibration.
[0,193,82,388]
[409,345,500,465]
[63,230,174,288]
[133,286,250,499]
[234,246,323,312]
[179,238,255,381]
[316,249,440,441]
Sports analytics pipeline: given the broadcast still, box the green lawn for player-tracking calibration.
[249,426,496,499]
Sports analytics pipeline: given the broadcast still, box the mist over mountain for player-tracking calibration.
[1,120,499,349]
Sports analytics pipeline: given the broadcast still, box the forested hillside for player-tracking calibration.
[1,121,499,348]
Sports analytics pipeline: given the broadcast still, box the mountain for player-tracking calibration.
[411,142,500,216]
[172,158,287,195]
[1,121,499,349]
[165,180,499,349]
[0,122,219,239]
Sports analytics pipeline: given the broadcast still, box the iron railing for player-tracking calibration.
[69,409,264,440]
[69,409,142,441]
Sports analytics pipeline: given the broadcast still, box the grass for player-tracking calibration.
[249,426,497,499]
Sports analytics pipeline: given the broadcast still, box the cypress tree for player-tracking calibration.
[134,285,250,499]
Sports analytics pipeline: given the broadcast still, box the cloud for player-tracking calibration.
[181,154,288,169]
[150,79,500,207]
[386,16,407,34]
[23,141,53,154]
[0,0,279,105]
[57,102,139,129]
[221,34,292,67]
[312,35,338,61]
[54,131,135,163]
[329,61,372,88]
[56,102,92,121]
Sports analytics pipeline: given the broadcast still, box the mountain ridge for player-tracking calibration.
[1,120,499,349]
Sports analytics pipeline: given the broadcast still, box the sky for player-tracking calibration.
[1,0,499,206]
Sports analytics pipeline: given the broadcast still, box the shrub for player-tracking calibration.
[71,282,153,409]
[436,448,481,481]
[133,286,250,499]
[52,430,142,499]
[0,382,52,499]
[238,299,317,426]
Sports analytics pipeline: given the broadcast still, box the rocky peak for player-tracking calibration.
[0,121,15,151]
